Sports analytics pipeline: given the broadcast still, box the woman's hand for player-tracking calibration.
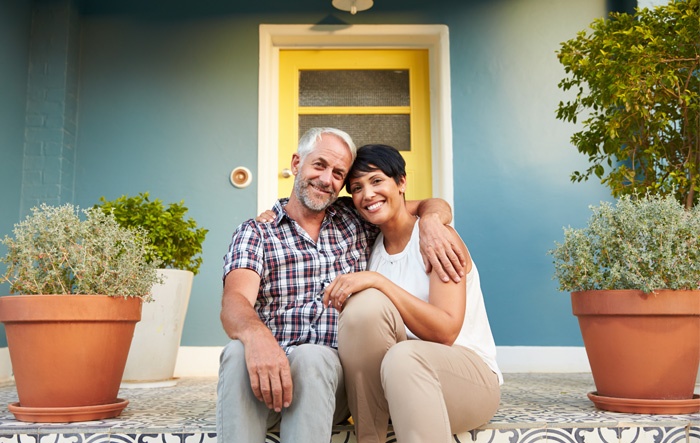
[256,210,276,223]
[323,272,381,311]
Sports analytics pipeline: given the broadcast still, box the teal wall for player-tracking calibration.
[445,1,612,345]
[0,0,31,259]
[3,0,613,347]
[0,0,33,347]
[75,13,263,344]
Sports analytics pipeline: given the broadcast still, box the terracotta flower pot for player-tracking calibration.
[0,295,142,422]
[572,289,700,414]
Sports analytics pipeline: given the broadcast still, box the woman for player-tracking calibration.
[323,144,502,443]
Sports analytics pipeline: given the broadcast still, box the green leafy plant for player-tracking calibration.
[550,194,700,293]
[95,193,208,275]
[556,0,700,209]
[1,204,161,300]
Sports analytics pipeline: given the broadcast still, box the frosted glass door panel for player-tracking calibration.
[299,114,410,151]
[299,70,409,107]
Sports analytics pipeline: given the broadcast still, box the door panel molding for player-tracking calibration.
[258,24,454,213]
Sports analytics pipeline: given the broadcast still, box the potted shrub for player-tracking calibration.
[554,0,700,411]
[550,195,700,414]
[0,203,160,422]
[95,193,208,387]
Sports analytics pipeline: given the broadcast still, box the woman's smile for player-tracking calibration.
[365,201,385,212]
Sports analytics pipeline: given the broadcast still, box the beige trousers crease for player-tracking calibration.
[338,289,500,443]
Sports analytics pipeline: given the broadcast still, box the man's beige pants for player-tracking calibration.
[338,289,500,443]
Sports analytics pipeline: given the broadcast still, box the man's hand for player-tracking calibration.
[418,214,466,282]
[243,329,293,412]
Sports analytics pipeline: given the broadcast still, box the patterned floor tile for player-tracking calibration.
[620,426,692,443]
[181,434,216,443]
[0,435,39,443]
[689,426,699,443]
[547,427,620,443]
[37,435,111,443]
[0,375,696,443]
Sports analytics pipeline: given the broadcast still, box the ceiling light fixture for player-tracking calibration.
[332,0,373,15]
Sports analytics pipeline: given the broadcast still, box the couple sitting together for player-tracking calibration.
[217,127,502,443]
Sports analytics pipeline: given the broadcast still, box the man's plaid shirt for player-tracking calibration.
[223,197,378,354]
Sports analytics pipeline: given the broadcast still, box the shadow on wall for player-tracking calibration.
[606,0,635,14]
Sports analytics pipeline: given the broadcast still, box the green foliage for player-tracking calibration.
[1,204,161,299]
[549,194,700,293]
[95,193,208,275]
[556,0,700,208]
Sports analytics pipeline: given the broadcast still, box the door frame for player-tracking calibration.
[257,24,454,213]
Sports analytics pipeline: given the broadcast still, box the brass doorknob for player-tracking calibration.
[280,168,293,178]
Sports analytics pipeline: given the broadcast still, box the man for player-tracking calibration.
[217,127,464,443]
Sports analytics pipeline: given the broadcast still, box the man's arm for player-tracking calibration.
[221,269,292,412]
[406,198,467,283]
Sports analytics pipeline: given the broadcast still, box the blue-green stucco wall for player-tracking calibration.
[0,0,33,348]
[2,0,613,348]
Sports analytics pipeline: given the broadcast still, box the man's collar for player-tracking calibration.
[275,198,341,224]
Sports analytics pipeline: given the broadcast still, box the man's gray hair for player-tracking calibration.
[297,128,357,162]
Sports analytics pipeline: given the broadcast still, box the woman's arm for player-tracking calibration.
[325,227,472,345]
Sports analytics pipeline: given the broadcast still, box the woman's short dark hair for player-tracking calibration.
[346,144,406,194]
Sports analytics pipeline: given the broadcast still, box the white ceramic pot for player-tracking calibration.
[121,269,194,388]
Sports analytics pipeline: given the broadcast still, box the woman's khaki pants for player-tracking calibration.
[338,289,500,443]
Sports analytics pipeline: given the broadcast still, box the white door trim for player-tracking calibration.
[257,24,454,213]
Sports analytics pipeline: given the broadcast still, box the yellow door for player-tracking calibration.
[278,49,432,201]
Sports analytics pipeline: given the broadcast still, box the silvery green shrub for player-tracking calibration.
[1,203,161,299]
[550,195,700,293]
